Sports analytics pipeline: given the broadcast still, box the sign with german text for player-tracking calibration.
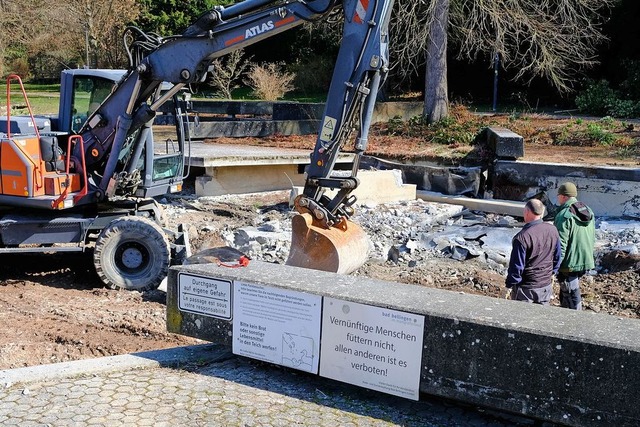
[319,297,424,400]
[178,273,232,320]
[233,282,322,374]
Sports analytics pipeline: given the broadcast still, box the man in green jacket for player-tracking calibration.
[554,182,596,310]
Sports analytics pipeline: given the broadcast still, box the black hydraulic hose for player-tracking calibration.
[296,0,340,18]
[123,26,163,68]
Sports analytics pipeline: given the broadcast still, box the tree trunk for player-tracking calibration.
[424,0,449,123]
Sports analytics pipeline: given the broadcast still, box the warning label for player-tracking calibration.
[178,273,232,320]
[320,116,337,142]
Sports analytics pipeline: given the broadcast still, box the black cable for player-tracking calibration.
[123,26,164,68]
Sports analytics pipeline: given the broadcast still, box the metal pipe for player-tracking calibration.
[150,84,186,112]
[126,78,143,116]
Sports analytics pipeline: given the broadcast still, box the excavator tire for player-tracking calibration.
[93,216,170,291]
[286,213,369,274]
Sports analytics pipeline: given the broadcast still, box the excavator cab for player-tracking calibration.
[58,69,127,134]
[59,69,187,199]
[68,74,115,133]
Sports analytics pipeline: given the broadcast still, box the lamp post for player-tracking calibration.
[85,24,90,68]
[492,52,499,112]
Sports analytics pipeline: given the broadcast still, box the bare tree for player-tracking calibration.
[0,1,63,77]
[0,0,139,78]
[391,0,615,123]
[207,50,252,99]
[64,0,140,68]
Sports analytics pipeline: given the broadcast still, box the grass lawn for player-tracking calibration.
[3,83,61,115]
[3,83,327,116]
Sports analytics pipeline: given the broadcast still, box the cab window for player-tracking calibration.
[71,77,116,133]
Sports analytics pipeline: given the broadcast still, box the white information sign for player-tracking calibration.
[178,273,232,320]
[319,297,425,400]
[233,282,322,374]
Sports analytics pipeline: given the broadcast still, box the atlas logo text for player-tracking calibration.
[246,21,275,38]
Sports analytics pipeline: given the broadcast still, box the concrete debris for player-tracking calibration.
[163,193,640,276]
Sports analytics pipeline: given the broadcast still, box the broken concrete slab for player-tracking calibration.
[417,222,519,265]
[196,164,305,196]
[479,227,520,257]
[290,170,416,206]
[186,142,354,197]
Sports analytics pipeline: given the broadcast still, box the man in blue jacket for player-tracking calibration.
[506,199,562,305]
[554,182,596,310]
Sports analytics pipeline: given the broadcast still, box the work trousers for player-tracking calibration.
[510,284,553,305]
[558,272,583,310]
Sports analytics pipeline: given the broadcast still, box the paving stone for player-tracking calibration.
[0,348,540,427]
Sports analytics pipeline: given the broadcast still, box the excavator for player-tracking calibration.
[0,0,394,290]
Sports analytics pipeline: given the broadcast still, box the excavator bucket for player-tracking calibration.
[286,213,369,274]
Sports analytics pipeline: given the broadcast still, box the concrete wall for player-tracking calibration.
[167,261,640,426]
[189,119,321,138]
[290,170,416,206]
[195,164,305,196]
[493,160,640,218]
[156,101,422,137]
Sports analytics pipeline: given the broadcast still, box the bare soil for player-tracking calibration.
[0,254,200,369]
[1,112,639,370]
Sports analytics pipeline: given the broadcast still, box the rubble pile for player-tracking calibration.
[162,191,640,277]
[165,194,504,273]
[594,220,640,273]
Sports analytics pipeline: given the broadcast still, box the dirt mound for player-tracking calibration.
[600,250,640,273]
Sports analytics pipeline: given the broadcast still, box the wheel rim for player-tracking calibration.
[115,242,149,274]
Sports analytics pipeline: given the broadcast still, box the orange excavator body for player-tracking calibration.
[0,136,81,199]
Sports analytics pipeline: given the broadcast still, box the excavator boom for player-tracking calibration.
[0,0,395,285]
[76,0,394,274]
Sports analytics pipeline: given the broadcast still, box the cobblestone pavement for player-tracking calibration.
[0,346,542,427]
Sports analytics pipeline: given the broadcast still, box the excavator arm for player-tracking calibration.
[78,0,394,274]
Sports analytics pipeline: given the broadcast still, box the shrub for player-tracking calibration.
[552,117,627,147]
[575,76,640,118]
[585,122,615,145]
[606,98,640,119]
[386,115,407,136]
[384,105,485,146]
[575,80,617,116]
[245,63,296,101]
